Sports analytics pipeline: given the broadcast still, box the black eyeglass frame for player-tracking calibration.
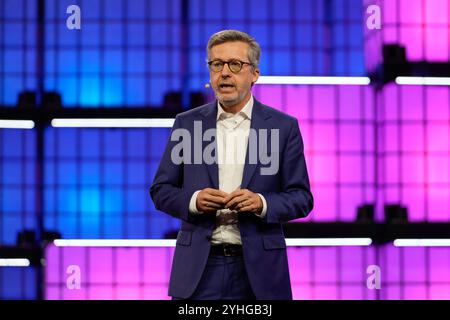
[207,59,254,73]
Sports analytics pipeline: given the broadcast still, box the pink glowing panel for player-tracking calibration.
[116,248,140,284]
[340,286,363,300]
[404,285,428,300]
[426,87,450,121]
[46,244,62,284]
[384,155,400,184]
[430,249,450,283]
[253,85,283,111]
[401,86,423,120]
[384,124,399,152]
[44,245,173,300]
[340,247,364,282]
[401,124,424,152]
[427,0,449,23]
[382,285,401,300]
[425,27,449,61]
[286,85,310,120]
[311,187,337,221]
[429,285,450,300]
[427,125,450,152]
[339,86,361,120]
[401,155,424,184]
[364,156,375,185]
[383,84,399,121]
[427,156,450,184]
[381,245,401,283]
[400,27,423,60]
[115,286,141,300]
[314,285,338,300]
[399,0,423,24]
[403,248,426,283]
[364,125,375,151]
[364,88,375,120]
[340,187,363,221]
[312,87,335,120]
[383,0,398,24]
[292,285,313,300]
[401,187,426,221]
[89,286,114,300]
[427,188,450,221]
[383,26,398,43]
[88,248,112,284]
[313,124,336,151]
[312,155,336,184]
[46,287,62,300]
[287,247,311,284]
[340,124,362,151]
[143,286,171,300]
[384,186,401,203]
[313,248,337,283]
[143,247,172,284]
[340,156,362,183]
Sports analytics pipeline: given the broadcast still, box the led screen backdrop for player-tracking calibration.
[1,0,450,300]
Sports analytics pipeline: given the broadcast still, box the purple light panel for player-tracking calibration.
[379,84,450,221]
[254,83,450,222]
[45,245,450,300]
[364,0,450,71]
[45,244,174,300]
[253,84,377,222]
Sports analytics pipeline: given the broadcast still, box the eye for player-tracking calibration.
[229,60,241,68]
[212,61,223,68]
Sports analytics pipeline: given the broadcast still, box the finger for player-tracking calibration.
[223,189,245,203]
[226,194,249,209]
[237,199,253,209]
[205,195,227,205]
[238,204,256,212]
[203,202,222,210]
[209,189,229,198]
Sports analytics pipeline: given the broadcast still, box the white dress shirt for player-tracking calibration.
[188,95,267,245]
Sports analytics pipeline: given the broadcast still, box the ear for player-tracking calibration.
[252,68,260,85]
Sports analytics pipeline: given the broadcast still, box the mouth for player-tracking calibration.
[218,83,235,91]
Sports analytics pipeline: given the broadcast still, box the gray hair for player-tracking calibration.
[207,30,261,68]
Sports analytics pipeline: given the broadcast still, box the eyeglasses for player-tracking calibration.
[207,59,253,74]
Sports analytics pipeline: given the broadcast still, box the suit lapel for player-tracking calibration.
[200,102,219,189]
[240,99,273,189]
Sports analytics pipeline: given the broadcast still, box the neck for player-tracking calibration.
[219,93,252,114]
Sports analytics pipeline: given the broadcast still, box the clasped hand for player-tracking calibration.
[196,188,263,214]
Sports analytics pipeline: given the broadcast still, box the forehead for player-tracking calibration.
[209,41,250,60]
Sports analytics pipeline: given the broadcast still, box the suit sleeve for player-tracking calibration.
[150,115,194,222]
[261,118,314,224]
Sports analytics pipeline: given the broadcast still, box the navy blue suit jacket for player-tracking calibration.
[150,99,313,299]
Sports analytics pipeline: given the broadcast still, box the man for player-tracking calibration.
[150,30,313,300]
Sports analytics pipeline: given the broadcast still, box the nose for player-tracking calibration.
[221,63,232,77]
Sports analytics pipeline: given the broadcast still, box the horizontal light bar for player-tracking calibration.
[51,118,175,128]
[286,238,372,246]
[394,239,450,247]
[54,238,372,247]
[395,77,450,86]
[0,120,35,129]
[54,239,177,247]
[0,258,31,267]
[257,76,371,85]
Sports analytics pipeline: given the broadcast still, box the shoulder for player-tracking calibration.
[175,102,215,120]
[257,102,298,127]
